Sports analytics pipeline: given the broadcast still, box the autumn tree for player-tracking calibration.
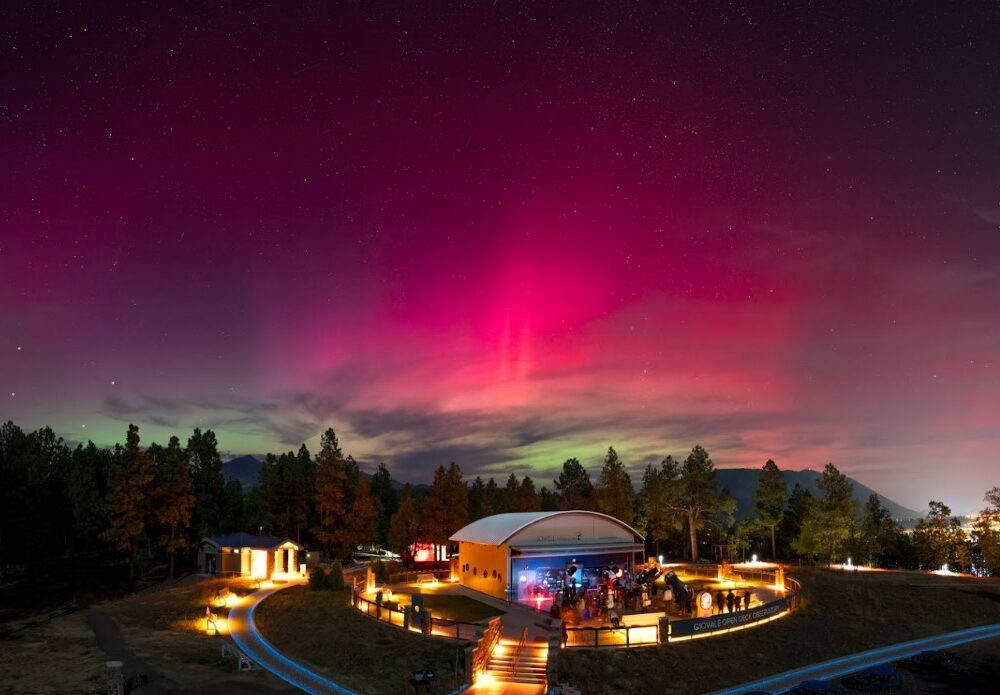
[754,459,786,561]
[596,447,634,524]
[313,429,350,560]
[346,475,378,552]
[104,425,154,581]
[554,458,595,510]
[421,463,468,562]
[150,436,195,579]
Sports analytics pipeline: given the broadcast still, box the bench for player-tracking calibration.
[417,572,437,584]
[221,640,254,671]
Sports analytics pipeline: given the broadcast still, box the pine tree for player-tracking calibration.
[596,447,634,524]
[553,458,595,510]
[421,463,467,562]
[795,463,857,562]
[754,459,786,561]
[512,475,541,512]
[636,461,677,555]
[665,446,733,562]
[502,473,519,513]
[390,484,421,559]
[104,425,154,581]
[188,428,225,537]
[151,436,194,579]
[369,462,399,547]
[913,500,965,569]
[347,475,378,552]
[313,429,350,560]
[467,476,488,521]
[974,486,1000,575]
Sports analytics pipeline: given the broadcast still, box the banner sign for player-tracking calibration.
[669,598,787,639]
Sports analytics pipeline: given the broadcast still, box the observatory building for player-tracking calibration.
[450,511,645,605]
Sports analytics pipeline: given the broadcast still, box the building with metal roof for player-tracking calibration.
[450,511,644,605]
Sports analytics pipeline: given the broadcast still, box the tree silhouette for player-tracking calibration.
[754,459,786,561]
[596,446,634,524]
[313,429,350,560]
[104,425,154,581]
[151,436,194,579]
[665,446,733,562]
[389,483,421,559]
[553,458,595,510]
[421,463,467,562]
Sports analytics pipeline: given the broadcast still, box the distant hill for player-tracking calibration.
[223,455,262,490]
[716,468,923,522]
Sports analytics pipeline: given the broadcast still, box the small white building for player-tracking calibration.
[198,532,303,579]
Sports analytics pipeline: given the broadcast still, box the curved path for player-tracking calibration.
[228,579,359,695]
[711,622,1000,694]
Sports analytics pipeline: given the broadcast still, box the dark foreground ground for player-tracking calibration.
[555,567,1000,694]
[2,566,998,694]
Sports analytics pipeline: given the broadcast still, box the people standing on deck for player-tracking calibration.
[715,590,724,614]
[726,590,735,613]
[743,589,752,611]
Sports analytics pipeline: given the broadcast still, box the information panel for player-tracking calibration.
[669,598,787,638]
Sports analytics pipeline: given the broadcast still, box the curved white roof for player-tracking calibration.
[450,510,643,546]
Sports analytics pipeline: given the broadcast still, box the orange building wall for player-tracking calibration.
[458,541,508,601]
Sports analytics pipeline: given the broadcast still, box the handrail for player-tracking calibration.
[512,626,529,676]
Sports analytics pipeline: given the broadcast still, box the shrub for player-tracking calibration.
[329,560,345,590]
[309,565,330,591]
[371,559,389,584]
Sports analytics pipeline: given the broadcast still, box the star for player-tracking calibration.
[111,380,116,386]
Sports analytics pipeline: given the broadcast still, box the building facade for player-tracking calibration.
[450,511,644,605]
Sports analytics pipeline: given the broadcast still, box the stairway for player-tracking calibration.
[484,636,548,686]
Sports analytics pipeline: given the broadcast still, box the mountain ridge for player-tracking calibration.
[223,456,923,520]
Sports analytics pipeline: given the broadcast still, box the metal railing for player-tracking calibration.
[561,564,800,648]
[353,591,483,640]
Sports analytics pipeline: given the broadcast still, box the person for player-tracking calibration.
[726,590,735,613]
[715,590,725,614]
[743,589,751,611]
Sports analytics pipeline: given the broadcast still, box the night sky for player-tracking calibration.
[3,3,998,513]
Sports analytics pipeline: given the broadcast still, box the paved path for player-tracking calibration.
[711,622,1000,694]
[228,579,359,695]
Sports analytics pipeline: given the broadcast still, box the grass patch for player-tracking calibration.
[556,567,1000,694]
[396,593,504,623]
[255,586,466,695]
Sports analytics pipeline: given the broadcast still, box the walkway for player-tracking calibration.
[228,579,359,695]
[428,585,549,695]
[711,622,1000,694]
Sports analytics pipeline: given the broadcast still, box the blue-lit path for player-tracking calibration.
[228,579,359,695]
[711,622,1000,695]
